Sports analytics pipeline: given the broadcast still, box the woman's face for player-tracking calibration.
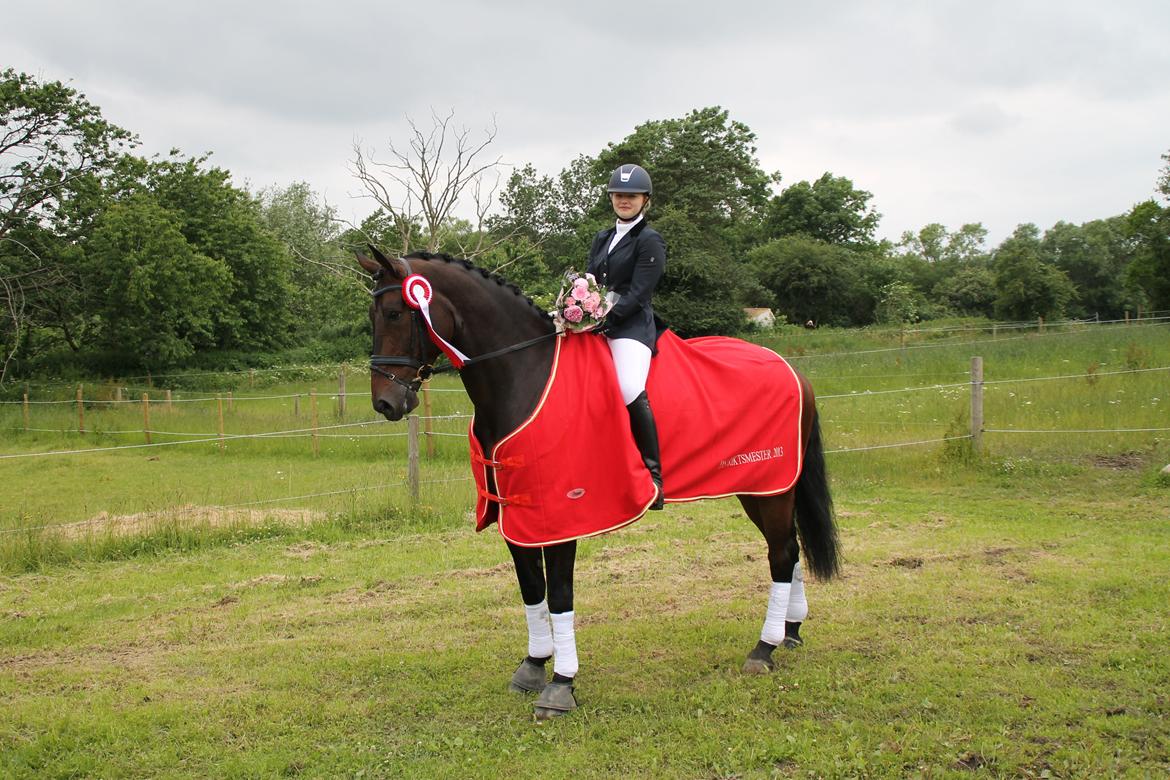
[610,192,647,221]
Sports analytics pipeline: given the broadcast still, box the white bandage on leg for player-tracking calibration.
[524,600,553,658]
[607,337,652,405]
[550,611,579,678]
[786,562,808,623]
[760,581,792,646]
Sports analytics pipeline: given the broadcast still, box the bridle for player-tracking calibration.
[368,258,557,393]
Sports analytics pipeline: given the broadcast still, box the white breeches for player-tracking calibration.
[607,337,652,405]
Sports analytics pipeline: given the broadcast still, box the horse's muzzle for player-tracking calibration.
[373,389,418,421]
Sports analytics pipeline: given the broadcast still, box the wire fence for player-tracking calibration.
[2,344,1166,539]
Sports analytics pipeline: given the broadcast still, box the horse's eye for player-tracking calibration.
[384,310,402,322]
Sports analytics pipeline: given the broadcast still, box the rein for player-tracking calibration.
[369,259,557,392]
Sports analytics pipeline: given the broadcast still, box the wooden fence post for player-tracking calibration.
[142,393,152,444]
[23,390,30,432]
[294,394,300,418]
[423,382,435,458]
[1037,316,1044,333]
[217,395,225,451]
[115,386,123,404]
[249,369,255,388]
[970,356,984,454]
[77,384,85,434]
[338,368,347,420]
[166,389,173,410]
[407,415,420,503]
[311,389,319,456]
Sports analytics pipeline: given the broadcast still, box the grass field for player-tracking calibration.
[1,319,1168,777]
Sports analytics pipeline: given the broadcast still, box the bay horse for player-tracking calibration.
[359,248,840,719]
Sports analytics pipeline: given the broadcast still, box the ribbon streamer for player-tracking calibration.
[402,274,470,368]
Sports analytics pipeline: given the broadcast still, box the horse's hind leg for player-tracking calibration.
[739,492,804,674]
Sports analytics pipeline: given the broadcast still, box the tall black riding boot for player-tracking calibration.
[626,391,664,510]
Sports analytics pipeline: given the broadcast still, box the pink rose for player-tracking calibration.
[586,292,601,312]
[563,304,584,323]
[571,279,589,301]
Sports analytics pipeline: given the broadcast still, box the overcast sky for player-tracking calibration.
[5,0,1169,245]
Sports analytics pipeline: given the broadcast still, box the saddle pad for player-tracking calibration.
[470,329,803,547]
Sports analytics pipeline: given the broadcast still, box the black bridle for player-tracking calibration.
[368,262,557,393]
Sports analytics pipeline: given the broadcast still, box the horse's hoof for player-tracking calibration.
[743,639,777,674]
[509,658,547,694]
[533,681,577,719]
[742,657,774,675]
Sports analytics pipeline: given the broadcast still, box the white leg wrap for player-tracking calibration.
[761,582,792,645]
[524,600,553,658]
[786,562,808,623]
[550,610,578,678]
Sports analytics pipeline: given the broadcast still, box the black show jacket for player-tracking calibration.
[586,219,667,350]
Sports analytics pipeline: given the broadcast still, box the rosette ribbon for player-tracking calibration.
[402,274,470,369]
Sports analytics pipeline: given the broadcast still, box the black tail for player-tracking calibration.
[793,411,840,580]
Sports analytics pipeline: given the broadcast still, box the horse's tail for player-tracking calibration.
[794,410,841,581]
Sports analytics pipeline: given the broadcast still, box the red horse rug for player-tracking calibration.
[469,329,804,547]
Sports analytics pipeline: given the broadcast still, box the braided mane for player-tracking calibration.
[404,251,553,323]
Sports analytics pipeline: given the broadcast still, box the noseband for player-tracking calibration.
[368,259,557,392]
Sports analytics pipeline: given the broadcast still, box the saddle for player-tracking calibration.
[469,330,804,547]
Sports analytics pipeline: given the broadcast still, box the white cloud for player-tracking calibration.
[4,0,1169,245]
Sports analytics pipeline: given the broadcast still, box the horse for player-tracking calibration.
[358,247,840,720]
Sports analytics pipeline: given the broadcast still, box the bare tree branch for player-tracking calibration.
[349,111,509,255]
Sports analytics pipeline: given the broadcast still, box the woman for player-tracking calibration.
[587,163,667,510]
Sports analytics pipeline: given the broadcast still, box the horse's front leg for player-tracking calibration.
[740,494,806,674]
[534,540,579,719]
[506,542,552,694]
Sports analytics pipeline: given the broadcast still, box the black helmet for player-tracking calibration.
[607,164,652,195]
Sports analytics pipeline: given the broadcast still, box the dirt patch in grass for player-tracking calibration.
[1090,452,1145,470]
[51,506,327,541]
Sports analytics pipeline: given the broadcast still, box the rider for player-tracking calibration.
[587,163,666,510]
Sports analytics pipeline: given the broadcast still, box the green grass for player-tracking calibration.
[1,456,1167,777]
[0,319,1168,776]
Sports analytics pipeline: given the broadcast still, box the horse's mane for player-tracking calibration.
[404,251,553,323]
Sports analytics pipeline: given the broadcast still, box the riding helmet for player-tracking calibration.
[607,164,652,195]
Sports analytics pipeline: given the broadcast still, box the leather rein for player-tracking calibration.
[368,259,557,393]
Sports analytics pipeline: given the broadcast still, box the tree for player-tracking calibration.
[765,173,881,246]
[1125,200,1170,312]
[1,69,135,382]
[350,110,521,259]
[145,153,292,349]
[874,281,924,324]
[1041,218,1133,319]
[1122,151,1170,312]
[0,69,135,242]
[259,181,367,343]
[83,195,233,366]
[748,235,869,327]
[992,224,1076,320]
[933,266,996,316]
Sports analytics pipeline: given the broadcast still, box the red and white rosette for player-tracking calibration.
[402,274,470,368]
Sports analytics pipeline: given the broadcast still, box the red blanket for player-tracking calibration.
[470,329,804,547]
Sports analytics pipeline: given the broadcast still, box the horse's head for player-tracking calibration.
[358,246,443,421]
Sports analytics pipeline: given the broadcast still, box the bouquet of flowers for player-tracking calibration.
[552,271,612,333]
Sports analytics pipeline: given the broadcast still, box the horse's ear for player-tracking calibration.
[356,251,381,276]
[367,244,408,278]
